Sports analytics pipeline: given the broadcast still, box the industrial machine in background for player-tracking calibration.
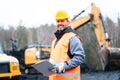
[23,43,51,74]
[6,39,51,74]
[0,43,21,80]
[70,3,120,70]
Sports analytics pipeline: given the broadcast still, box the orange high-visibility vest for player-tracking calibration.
[49,32,80,80]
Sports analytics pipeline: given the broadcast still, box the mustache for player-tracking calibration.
[57,24,64,26]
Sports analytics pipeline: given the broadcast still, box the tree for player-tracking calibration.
[16,25,27,48]
[105,17,117,47]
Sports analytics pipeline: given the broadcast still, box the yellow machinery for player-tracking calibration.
[8,39,51,74]
[25,44,51,65]
[70,3,120,70]
[23,44,51,74]
[0,44,21,80]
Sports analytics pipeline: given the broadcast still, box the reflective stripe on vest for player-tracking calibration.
[56,72,80,78]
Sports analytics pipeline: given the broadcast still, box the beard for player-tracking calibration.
[57,25,65,30]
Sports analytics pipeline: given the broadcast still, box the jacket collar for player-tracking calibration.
[54,26,75,40]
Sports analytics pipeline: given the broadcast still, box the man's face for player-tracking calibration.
[56,19,70,30]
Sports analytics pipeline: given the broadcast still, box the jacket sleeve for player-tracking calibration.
[64,36,85,70]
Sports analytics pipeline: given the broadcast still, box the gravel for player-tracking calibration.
[81,70,120,80]
[19,70,120,80]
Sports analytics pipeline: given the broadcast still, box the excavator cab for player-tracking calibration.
[22,44,51,74]
[25,44,51,65]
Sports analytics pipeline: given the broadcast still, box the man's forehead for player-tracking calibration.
[56,19,66,21]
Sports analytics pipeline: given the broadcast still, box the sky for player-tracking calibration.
[0,0,119,29]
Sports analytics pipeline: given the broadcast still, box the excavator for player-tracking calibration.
[6,39,51,74]
[0,43,21,80]
[24,44,51,73]
[70,3,120,70]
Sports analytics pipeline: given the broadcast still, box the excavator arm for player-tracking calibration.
[70,3,111,48]
[70,15,91,30]
[70,3,120,70]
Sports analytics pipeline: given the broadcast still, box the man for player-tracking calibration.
[49,10,85,80]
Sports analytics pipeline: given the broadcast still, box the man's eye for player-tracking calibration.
[57,21,60,23]
[56,20,65,23]
[61,20,64,22]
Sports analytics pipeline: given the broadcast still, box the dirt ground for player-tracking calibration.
[81,70,120,80]
[19,70,120,80]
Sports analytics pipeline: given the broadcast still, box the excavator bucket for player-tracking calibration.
[92,47,120,70]
[105,47,120,70]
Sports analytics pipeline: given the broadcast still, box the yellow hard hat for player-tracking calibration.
[55,10,70,20]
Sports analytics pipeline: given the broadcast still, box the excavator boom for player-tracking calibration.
[71,3,110,47]
[70,15,91,30]
[70,3,120,70]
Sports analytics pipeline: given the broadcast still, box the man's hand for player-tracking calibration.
[48,62,65,73]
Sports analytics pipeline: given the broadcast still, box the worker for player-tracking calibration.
[48,10,85,80]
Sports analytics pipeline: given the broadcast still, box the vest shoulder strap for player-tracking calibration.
[67,34,83,58]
